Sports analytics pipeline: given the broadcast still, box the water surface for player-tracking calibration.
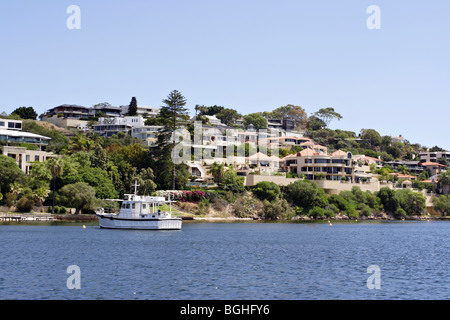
[0,221,448,299]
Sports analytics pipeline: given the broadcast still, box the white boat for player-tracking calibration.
[96,186,182,230]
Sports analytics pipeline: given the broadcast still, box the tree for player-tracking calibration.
[438,171,450,194]
[136,167,157,195]
[395,189,426,215]
[376,187,398,213]
[0,155,26,200]
[127,97,138,116]
[215,108,241,126]
[263,198,294,220]
[284,180,328,212]
[269,104,308,130]
[253,181,281,201]
[157,90,190,190]
[221,167,245,193]
[360,129,382,148]
[437,157,449,166]
[432,195,450,216]
[306,116,326,131]
[208,162,225,184]
[46,157,64,214]
[58,182,97,214]
[313,107,343,128]
[11,106,38,120]
[243,113,268,129]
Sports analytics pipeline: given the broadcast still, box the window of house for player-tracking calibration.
[34,155,40,161]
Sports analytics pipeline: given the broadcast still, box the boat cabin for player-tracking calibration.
[119,194,172,219]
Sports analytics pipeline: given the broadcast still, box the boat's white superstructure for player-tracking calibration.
[96,192,182,230]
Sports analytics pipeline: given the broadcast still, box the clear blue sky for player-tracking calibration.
[1,0,449,150]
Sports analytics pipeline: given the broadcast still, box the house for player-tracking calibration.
[41,104,90,120]
[419,151,450,163]
[247,152,280,174]
[120,105,160,118]
[390,136,405,143]
[91,105,122,117]
[0,129,51,151]
[131,125,162,147]
[41,104,91,128]
[266,119,295,131]
[420,162,447,177]
[0,119,22,131]
[1,146,58,174]
[94,116,145,137]
[384,161,424,175]
[281,149,359,182]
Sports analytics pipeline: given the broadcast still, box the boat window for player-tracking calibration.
[126,204,130,209]
[132,203,135,209]
[143,204,146,209]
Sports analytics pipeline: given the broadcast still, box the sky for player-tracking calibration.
[0,0,449,150]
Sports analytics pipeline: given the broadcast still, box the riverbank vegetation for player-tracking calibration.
[1,91,449,219]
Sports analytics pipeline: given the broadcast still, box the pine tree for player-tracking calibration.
[127,97,138,116]
[156,90,189,190]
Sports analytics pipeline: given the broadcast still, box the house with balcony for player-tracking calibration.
[419,151,450,163]
[41,104,91,128]
[0,129,51,151]
[281,148,359,182]
[94,116,146,137]
[0,119,22,131]
[384,161,424,175]
[131,125,162,147]
[120,105,160,118]
[1,146,58,174]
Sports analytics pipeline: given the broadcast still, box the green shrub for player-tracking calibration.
[361,205,371,217]
[252,181,281,201]
[263,198,295,220]
[16,197,35,212]
[324,208,336,218]
[309,206,325,218]
[395,207,407,217]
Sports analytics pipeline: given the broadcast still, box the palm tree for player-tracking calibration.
[208,162,225,184]
[438,171,450,194]
[46,158,64,214]
[397,165,411,175]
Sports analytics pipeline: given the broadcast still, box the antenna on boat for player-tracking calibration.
[133,180,140,195]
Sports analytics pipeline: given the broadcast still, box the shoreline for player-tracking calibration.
[1,213,448,223]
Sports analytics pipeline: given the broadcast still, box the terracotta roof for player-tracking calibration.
[248,152,276,161]
[421,162,447,167]
[281,153,298,160]
[330,149,348,157]
[298,148,319,157]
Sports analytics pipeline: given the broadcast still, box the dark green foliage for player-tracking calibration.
[252,181,281,201]
[127,97,138,116]
[284,179,328,212]
[12,107,38,120]
[16,197,35,212]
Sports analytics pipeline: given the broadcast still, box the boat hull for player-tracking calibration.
[97,215,182,230]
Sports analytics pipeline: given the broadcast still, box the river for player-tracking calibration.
[0,220,448,300]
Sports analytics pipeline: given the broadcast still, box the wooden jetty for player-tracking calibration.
[0,214,55,222]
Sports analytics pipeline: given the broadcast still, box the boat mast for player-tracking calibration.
[133,180,140,196]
